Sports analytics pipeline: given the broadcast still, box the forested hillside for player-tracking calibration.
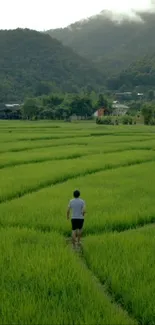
[47,11,155,76]
[107,53,155,91]
[0,29,104,103]
[1,10,155,104]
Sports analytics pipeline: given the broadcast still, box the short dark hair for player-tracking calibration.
[73,190,80,198]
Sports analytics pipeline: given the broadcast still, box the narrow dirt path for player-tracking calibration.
[66,237,138,324]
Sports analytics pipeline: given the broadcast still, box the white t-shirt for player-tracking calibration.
[68,198,85,219]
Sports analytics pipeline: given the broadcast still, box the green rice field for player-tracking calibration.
[1,120,155,324]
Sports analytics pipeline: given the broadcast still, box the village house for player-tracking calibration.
[93,107,108,118]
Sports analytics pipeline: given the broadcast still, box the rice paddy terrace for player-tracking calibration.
[1,120,155,325]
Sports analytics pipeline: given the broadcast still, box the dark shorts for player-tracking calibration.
[71,219,84,231]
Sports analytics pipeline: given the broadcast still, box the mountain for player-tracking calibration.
[0,29,104,103]
[107,53,155,91]
[47,11,155,77]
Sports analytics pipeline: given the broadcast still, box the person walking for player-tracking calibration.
[67,190,86,247]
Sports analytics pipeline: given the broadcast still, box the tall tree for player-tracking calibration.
[141,103,155,125]
[22,98,39,120]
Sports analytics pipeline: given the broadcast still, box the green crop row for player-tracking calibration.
[0,145,91,169]
[0,131,91,143]
[0,128,137,143]
[0,159,155,234]
[2,139,155,169]
[0,133,155,154]
[0,137,88,153]
[0,120,155,133]
[0,150,154,204]
[83,225,155,325]
[0,227,136,325]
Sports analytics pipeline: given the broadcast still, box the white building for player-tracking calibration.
[112,103,129,116]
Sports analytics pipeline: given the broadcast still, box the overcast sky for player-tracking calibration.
[0,0,155,31]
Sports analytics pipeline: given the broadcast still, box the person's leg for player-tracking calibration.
[71,219,77,247]
[72,230,77,247]
[77,220,84,245]
[77,229,82,245]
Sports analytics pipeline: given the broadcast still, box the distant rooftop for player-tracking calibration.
[5,104,20,107]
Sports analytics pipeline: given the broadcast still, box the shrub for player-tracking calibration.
[150,118,155,125]
[122,116,133,125]
[96,117,112,125]
[115,119,119,125]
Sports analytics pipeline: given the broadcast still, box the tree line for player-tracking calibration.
[0,92,112,120]
[1,90,155,126]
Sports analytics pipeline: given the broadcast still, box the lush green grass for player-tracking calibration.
[0,119,155,133]
[0,145,91,168]
[1,125,153,143]
[0,137,89,153]
[83,226,155,325]
[1,138,155,168]
[1,134,154,153]
[0,131,91,143]
[0,228,136,325]
[0,150,155,203]
[1,121,155,324]
[1,160,155,234]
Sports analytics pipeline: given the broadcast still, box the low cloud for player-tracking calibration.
[99,2,155,24]
[99,10,143,23]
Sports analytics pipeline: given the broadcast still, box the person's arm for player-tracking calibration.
[82,202,86,217]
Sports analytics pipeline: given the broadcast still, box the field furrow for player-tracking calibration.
[0,150,154,204]
[1,139,155,169]
[0,159,155,235]
[1,134,155,153]
[83,225,155,325]
[0,228,136,325]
